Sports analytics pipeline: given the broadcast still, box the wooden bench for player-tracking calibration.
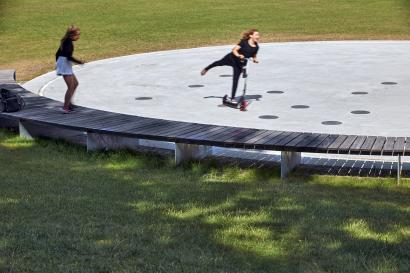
[0,70,407,182]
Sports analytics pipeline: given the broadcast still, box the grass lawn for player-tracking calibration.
[1,0,410,80]
[0,129,409,272]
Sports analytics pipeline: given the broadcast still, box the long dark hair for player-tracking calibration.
[241,28,258,40]
[60,25,80,48]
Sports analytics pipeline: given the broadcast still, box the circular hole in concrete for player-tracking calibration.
[188,84,204,88]
[351,110,370,115]
[259,115,279,120]
[322,121,342,125]
[381,82,397,85]
[220,74,232,77]
[135,97,153,100]
[267,90,284,94]
[291,105,310,109]
[351,91,368,95]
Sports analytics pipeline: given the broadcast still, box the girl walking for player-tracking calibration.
[55,25,85,113]
[201,29,260,102]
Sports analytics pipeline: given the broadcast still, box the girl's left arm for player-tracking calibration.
[253,54,259,63]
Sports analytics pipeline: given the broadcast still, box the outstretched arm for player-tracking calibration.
[69,56,84,65]
[252,54,259,63]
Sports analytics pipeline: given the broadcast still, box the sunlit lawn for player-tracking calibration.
[0,129,409,273]
[1,0,409,80]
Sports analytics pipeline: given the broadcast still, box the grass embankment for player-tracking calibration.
[1,0,409,80]
[0,129,409,272]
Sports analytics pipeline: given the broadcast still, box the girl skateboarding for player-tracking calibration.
[201,29,260,102]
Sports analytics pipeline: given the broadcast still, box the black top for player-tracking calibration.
[55,38,81,64]
[237,39,259,58]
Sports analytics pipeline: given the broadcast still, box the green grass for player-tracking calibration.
[0,129,409,273]
[1,0,409,80]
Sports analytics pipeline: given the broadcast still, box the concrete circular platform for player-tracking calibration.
[24,41,410,137]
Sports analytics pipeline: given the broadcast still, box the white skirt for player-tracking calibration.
[56,56,73,76]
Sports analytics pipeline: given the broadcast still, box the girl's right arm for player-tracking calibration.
[232,45,244,59]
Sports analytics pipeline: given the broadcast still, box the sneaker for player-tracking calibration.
[62,107,73,114]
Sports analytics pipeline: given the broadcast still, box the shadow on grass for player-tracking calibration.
[0,130,409,273]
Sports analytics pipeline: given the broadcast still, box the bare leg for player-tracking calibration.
[63,75,76,109]
[70,75,79,107]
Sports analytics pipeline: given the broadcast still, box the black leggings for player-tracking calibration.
[205,53,244,99]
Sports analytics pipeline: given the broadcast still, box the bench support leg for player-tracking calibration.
[19,121,34,140]
[87,132,138,151]
[175,143,211,165]
[281,151,301,179]
[397,155,402,186]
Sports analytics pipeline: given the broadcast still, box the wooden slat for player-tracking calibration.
[295,133,321,148]
[404,137,410,156]
[0,83,19,89]
[242,130,282,149]
[89,115,146,131]
[327,135,348,152]
[382,137,396,155]
[305,134,329,149]
[128,120,171,134]
[275,132,302,146]
[349,135,367,154]
[260,131,288,145]
[223,129,262,147]
[44,111,121,125]
[136,121,187,136]
[358,136,377,155]
[171,124,211,138]
[174,125,219,140]
[196,127,241,146]
[393,137,405,156]
[239,129,269,143]
[38,113,130,130]
[203,127,243,142]
[314,134,339,151]
[338,135,357,154]
[371,136,386,155]
[264,132,302,149]
[221,129,259,148]
[98,117,156,132]
[219,128,254,142]
[284,133,313,150]
[185,126,227,140]
[245,130,278,144]
[167,122,209,137]
[8,107,56,119]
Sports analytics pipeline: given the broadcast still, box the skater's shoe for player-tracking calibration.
[200,69,208,76]
[229,98,238,104]
[62,106,73,114]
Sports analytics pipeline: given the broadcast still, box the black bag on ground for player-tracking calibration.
[0,88,25,112]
